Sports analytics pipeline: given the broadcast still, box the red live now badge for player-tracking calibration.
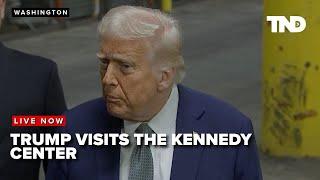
[11,115,66,127]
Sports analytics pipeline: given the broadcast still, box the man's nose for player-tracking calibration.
[102,64,118,87]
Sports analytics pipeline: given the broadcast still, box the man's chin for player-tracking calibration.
[106,104,126,119]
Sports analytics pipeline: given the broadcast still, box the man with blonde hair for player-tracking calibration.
[0,0,67,179]
[47,6,262,180]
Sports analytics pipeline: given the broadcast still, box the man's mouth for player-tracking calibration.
[106,95,121,103]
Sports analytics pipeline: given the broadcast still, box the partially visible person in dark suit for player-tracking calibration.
[0,0,67,179]
[46,5,262,180]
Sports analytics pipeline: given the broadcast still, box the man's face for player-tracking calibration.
[0,0,5,27]
[98,38,161,121]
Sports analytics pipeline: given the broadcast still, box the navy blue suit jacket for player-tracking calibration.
[0,42,67,180]
[46,85,262,180]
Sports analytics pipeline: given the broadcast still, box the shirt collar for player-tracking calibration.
[123,85,179,135]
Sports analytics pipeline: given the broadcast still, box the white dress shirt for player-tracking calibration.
[120,85,179,180]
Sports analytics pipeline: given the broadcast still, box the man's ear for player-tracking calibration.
[157,67,176,92]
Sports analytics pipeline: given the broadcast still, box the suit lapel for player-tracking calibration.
[96,139,121,180]
[170,85,206,180]
[94,85,207,180]
[95,110,123,180]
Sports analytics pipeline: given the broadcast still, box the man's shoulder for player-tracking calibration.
[66,98,106,118]
[179,85,252,132]
[9,47,56,69]
[64,98,113,132]
[178,85,245,116]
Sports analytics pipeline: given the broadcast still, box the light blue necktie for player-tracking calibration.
[128,123,154,180]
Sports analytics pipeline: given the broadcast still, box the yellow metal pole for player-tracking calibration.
[261,0,320,157]
[161,0,172,13]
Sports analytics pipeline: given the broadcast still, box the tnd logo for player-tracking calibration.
[266,16,306,33]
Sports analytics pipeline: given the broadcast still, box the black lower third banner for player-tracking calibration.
[11,8,70,17]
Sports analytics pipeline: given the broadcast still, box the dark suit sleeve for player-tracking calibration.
[234,118,263,180]
[45,62,67,115]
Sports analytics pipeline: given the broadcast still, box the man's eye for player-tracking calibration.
[121,63,131,69]
[120,63,133,72]
[100,59,109,69]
